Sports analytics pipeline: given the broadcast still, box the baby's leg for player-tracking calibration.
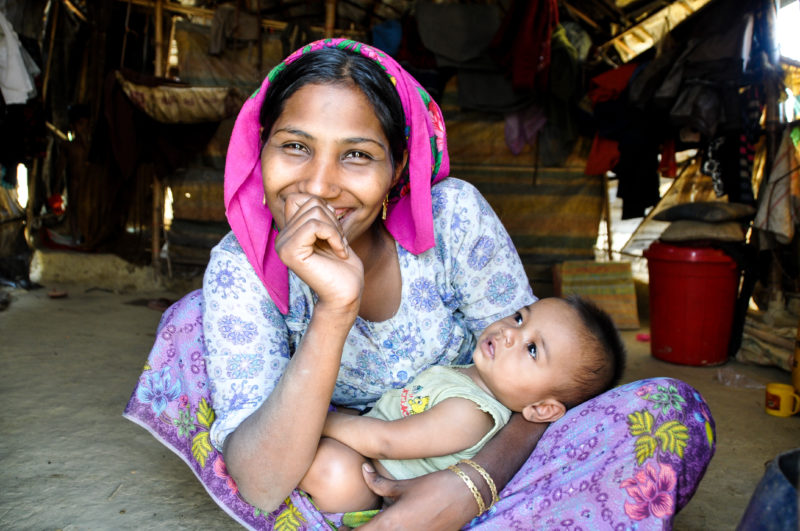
[299,437,381,513]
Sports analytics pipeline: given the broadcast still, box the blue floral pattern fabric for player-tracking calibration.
[203,178,535,450]
[124,292,715,530]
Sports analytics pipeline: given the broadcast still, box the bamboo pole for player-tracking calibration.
[154,0,164,76]
[152,0,164,279]
[152,176,162,279]
[42,0,59,115]
[256,0,263,72]
[324,0,336,38]
[120,0,132,68]
[27,0,62,247]
[602,172,613,260]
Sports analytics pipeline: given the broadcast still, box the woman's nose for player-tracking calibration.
[300,155,340,198]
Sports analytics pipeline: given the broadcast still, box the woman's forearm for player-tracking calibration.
[467,414,548,503]
[357,417,547,531]
[222,305,357,511]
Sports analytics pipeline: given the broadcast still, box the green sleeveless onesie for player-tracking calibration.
[364,365,511,480]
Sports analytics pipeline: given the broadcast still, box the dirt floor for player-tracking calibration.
[1,269,799,530]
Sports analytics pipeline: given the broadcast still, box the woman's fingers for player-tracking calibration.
[361,463,401,504]
[284,193,340,232]
[272,193,363,310]
[278,194,348,260]
[359,465,477,531]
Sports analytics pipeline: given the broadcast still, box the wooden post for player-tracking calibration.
[324,0,336,38]
[602,172,613,260]
[154,0,164,76]
[256,0,264,72]
[120,0,133,68]
[42,0,59,105]
[762,0,784,310]
[152,0,164,279]
[26,0,61,247]
[152,177,162,280]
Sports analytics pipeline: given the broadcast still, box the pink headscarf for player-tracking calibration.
[224,39,449,314]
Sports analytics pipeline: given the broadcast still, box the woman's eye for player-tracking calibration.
[283,142,306,152]
[346,150,373,161]
[527,343,538,360]
[513,312,523,325]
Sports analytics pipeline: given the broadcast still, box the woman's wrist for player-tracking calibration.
[460,459,498,505]
[448,462,493,517]
[440,466,487,527]
[313,298,361,323]
[447,461,494,516]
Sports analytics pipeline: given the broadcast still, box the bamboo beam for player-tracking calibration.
[115,0,364,38]
[119,0,291,31]
[598,0,713,63]
[62,0,88,22]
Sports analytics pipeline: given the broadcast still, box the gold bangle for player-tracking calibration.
[460,459,499,505]
[447,464,486,516]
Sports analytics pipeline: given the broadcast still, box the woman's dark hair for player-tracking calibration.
[556,295,627,409]
[259,47,407,169]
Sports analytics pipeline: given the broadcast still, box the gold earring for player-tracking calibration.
[262,193,267,206]
[382,195,389,220]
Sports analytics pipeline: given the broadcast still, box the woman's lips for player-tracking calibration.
[334,208,351,223]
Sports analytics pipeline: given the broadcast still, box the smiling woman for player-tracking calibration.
[207,42,540,516]
[125,39,715,531]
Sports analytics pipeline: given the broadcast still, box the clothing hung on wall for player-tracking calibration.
[0,11,39,105]
[208,3,260,56]
[585,63,662,219]
[754,126,800,246]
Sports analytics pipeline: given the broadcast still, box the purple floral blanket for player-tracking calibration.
[124,290,715,529]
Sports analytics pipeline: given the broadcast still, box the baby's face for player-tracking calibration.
[472,298,583,412]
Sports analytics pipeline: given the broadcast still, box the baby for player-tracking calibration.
[299,296,627,513]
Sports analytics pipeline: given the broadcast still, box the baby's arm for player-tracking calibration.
[323,398,494,461]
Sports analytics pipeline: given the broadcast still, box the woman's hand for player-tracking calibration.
[356,415,549,530]
[275,192,364,314]
[357,463,476,531]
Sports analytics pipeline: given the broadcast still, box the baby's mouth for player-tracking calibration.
[483,339,495,360]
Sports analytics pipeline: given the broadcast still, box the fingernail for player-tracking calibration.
[363,462,375,473]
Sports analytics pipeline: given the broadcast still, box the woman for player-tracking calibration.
[126,39,715,530]
[210,37,539,521]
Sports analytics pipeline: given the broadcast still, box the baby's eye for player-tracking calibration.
[513,312,523,325]
[527,343,538,360]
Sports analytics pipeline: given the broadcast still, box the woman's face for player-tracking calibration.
[261,82,404,248]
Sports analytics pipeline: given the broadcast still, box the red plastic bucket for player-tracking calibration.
[644,241,739,366]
